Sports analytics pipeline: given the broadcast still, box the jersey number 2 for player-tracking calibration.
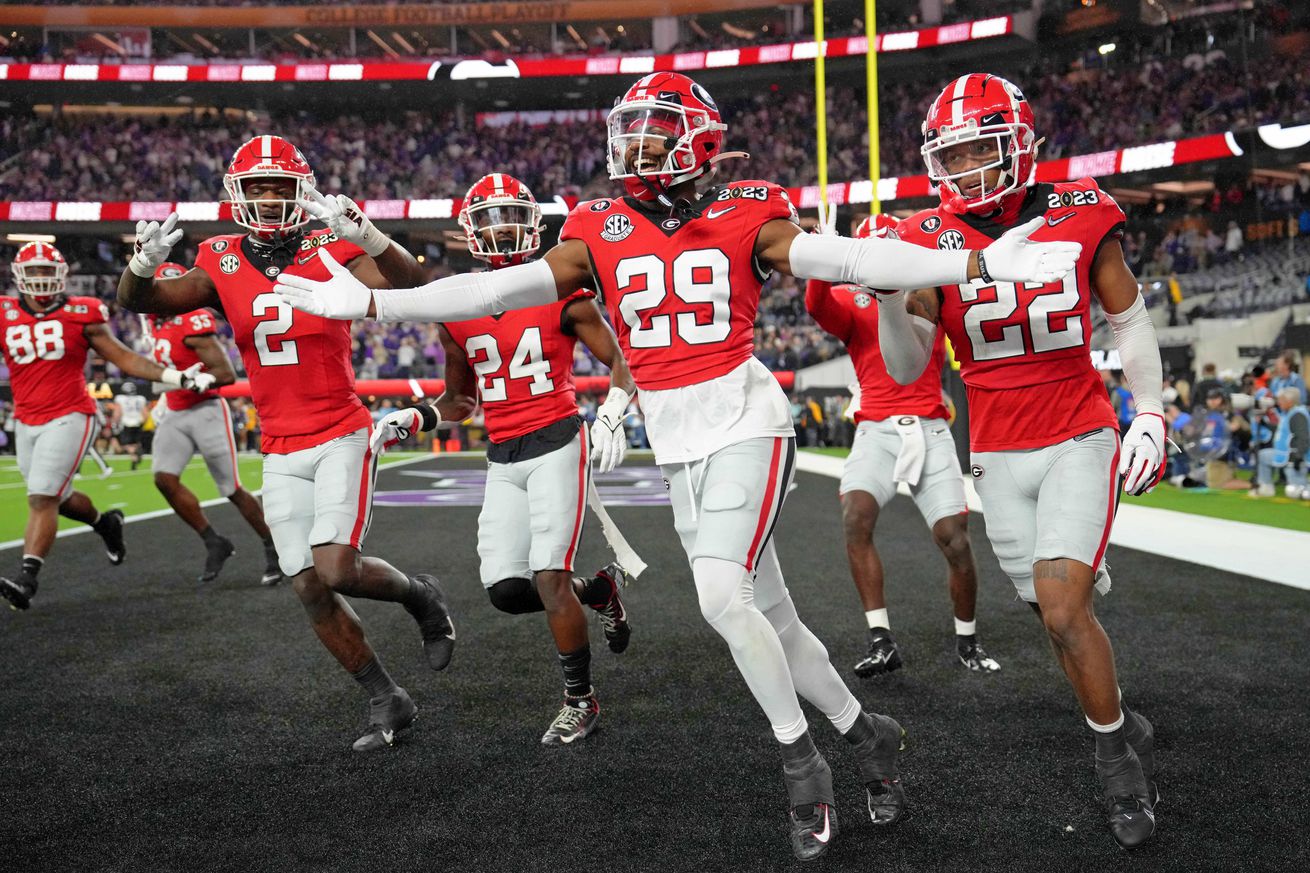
[465,327,554,403]
[959,274,1083,361]
[252,293,299,366]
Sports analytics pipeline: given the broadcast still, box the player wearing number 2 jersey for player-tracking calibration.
[1,242,216,612]
[877,74,1164,849]
[273,73,1081,861]
[116,135,457,752]
[143,263,283,587]
[374,173,637,746]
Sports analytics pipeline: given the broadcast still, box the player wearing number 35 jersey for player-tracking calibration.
[877,74,1164,849]
[272,72,1082,861]
[116,135,457,753]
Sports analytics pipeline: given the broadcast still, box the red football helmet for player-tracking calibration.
[11,241,68,302]
[853,214,900,240]
[458,173,543,269]
[222,135,316,235]
[921,74,1038,215]
[606,72,727,201]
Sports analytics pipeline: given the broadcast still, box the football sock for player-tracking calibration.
[865,608,890,630]
[954,617,976,636]
[841,710,878,746]
[1120,700,1149,747]
[21,554,43,580]
[692,555,805,741]
[1088,711,1128,759]
[352,657,399,699]
[753,543,862,729]
[574,573,611,608]
[200,526,224,546]
[89,512,105,530]
[558,646,592,698]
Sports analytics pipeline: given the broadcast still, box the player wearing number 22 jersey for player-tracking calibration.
[116,134,457,753]
[271,72,1081,861]
[879,73,1165,849]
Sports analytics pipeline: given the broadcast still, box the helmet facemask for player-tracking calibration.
[12,257,68,309]
[223,174,313,237]
[922,119,1037,214]
[460,200,542,268]
[606,100,724,199]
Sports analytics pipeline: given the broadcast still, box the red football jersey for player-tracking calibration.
[194,231,371,454]
[1,295,105,425]
[896,178,1123,451]
[443,291,592,443]
[559,180,797,391]
[806,280,949,423]
[145,309,223,411]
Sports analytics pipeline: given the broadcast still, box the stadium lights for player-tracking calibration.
[1099,43,1117,55]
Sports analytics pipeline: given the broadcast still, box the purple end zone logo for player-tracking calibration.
[372,466,671,507]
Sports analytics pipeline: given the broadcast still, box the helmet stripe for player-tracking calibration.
[950,75,972,126]
[261,135,273,159]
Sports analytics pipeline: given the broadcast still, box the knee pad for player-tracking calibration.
[692,556,754,628]
[487,577,543,615]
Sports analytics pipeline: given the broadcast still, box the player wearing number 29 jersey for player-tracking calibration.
[115,134,457,753]
[880,73,1164,850]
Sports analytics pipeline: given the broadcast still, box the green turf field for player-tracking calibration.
[0,452,430,543]
[801,447,1310,532]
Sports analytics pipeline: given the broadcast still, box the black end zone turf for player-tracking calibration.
[1,458,1306,871]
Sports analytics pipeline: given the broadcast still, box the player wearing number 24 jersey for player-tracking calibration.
[272,72,1082,861]
[116,135,458,753]
[877,73,1163,850]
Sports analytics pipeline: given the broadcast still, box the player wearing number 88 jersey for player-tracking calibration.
[882,73,1163,849]
[116,135,460,752]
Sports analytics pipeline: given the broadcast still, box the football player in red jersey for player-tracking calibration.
[373,173,637,746]
[115,136,457,752]
[144,262,283,586]
[874,74,1163,849]
[1,242,216,611]
[805,209,996,678]
[274,73,1080,859]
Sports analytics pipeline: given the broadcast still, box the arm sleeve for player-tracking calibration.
[789,231,970,292]
[875,291,937,385]
[373,259,558,324]
[1104,294,1164,417]
[804,279,853,341]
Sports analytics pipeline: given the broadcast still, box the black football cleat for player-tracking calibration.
[406,574,456,671]
[589,562,632,653]
[0,574,37,611]
[1096,747,1156,849]
[95,509,126,565]
[540,694,600,746]
[854,629,903,677]
[957,636,1001,672]
[198,535,236,583]
[788,803,838,862]
[1125,711,1160,807]
[850,712,907,825]
[260,544,284,587]
[352,687,418,752]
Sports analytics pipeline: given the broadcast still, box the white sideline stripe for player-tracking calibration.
[0,455,433,553]
[794,451,1310,590]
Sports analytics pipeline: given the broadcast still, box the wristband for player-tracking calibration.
[405,404,441,432]
[129,253,157,279]
[159,368,183,388]
[975,250,993,284]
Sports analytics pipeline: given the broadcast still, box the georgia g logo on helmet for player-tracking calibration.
[920,73,1039,215]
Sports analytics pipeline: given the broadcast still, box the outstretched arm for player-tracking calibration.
[86,323,215,392]
[274,239,594,323]
[877,289,940,385]
[184,334,237,387]
[757,216,1081,289]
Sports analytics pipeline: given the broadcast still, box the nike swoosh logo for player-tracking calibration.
[705,206,736,220]
[814,807,831,843]
[381,728,394,745]
[444,617,456,641]
[1046,212,1076,226]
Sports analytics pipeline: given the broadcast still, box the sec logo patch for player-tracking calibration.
[600,213,634,243]
[219,254,241,274]
[938,230,966,250]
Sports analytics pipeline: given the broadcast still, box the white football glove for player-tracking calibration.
[1118,411,1167,495]
[590,387,632,474]
[159,362,216,393]
[298,188,391,258]
[370,406,439,455]
[129,212,183,278]
[274,249,374,320]
[814,201,839,236]
[978,217,1083,285]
